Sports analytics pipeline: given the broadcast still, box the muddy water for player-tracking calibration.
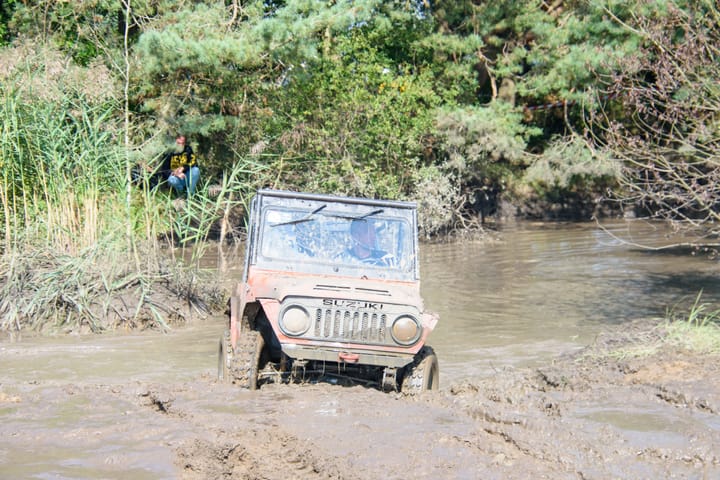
[2,219,719,479]
[422,220,720,384]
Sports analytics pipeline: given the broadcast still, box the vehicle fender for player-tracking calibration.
[422,311,439,331]
[257,298,281,324]
[229,282,260,349]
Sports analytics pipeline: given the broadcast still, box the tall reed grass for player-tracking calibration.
[1,87,124,254]
[0,82,265,335]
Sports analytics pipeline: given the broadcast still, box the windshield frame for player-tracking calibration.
[244,190,419,282]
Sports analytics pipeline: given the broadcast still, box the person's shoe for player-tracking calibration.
[208,184,223,198]
[172,198,186,210]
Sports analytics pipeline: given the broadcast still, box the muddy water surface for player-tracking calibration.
[2,219,719,479]
[423,220,720,383]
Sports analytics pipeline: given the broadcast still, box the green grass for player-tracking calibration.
[582,292,720,361]
[664,291,720,354]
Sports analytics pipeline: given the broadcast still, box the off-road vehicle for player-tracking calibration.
[218,189,439,392]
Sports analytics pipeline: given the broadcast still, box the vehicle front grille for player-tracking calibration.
[313,308,388,344]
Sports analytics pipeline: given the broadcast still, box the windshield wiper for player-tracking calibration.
[330,209,384,221]
[270,205,327,227]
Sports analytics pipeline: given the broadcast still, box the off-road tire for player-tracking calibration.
[217,329,232,382]
[401,346,439,393]
[229,328,265,390]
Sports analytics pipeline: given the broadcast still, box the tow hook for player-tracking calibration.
[338,352,360,363]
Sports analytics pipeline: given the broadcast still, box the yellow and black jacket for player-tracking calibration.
[162,146,198,176]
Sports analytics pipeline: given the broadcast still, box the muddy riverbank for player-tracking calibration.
[1,318,718,479]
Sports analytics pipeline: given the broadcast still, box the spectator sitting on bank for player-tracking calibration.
[162,134,200,196]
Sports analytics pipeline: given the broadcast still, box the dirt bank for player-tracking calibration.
[1,321,718,479]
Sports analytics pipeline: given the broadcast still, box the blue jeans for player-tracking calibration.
[167,166,200,196]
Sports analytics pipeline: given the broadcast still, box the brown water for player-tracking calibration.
[421,220,720,383]
[1,219,718,479]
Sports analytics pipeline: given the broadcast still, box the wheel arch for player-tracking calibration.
[229,297,260,349]
[229,297,280,359]
[400,345,439,393]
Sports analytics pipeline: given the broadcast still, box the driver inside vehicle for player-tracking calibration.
[346,219,397,267]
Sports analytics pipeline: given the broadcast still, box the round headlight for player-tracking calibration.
[280,306,311,336]
[391,315,421,345]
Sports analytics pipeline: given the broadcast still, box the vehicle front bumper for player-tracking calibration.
[281,343,415,368]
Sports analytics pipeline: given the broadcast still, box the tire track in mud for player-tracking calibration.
[442,376,605,478]
[4,325,717,480]
[176,430,360,480]
[121,379,361,480]
[116,360,720,480]
[441,351,720,480]
[3,312,719,480]
[120,379,515,479]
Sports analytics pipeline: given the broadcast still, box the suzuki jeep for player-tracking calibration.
[218,189,439,392]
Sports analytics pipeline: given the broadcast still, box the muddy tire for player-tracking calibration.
[401,346,439,393]
[229,328,265,390]
[217,329,232,382]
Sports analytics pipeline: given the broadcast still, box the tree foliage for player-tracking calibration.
[0,0,16,44]
[590,0,720,233]
[2,0,717,236]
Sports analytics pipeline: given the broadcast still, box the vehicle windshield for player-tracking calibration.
[251,193,418,281]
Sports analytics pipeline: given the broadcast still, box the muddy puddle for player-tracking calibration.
[2,220,719,478]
